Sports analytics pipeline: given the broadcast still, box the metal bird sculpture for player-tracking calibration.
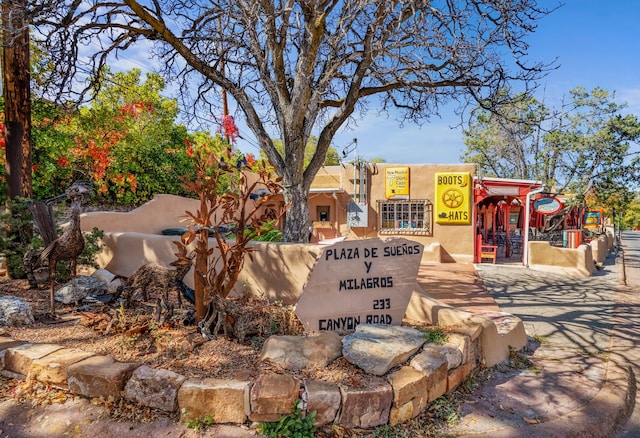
[36,181,92,317]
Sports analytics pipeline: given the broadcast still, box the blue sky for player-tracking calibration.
[114,2,640,165]
[326,1,640,164]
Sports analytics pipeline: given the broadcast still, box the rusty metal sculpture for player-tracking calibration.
[36,182,92,316]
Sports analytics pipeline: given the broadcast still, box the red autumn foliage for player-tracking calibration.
[218,115,240,143]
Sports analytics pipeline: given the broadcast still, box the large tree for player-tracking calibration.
[463,87,640,209]
[36,0,551,242]
[2,0,32,200]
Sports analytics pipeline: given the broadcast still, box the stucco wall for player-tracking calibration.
[81,194,200,234]
[319,163,476,263]
[528,241,596,277]
[80,195,326,303]
[590,236,609,266]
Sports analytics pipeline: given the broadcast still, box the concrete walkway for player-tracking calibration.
[612,231,640,437]
[426,242,637,437]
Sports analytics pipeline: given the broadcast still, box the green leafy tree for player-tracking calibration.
[61,69,196,205]
[30,99,77,200]
[38,0,552,242]
[0,97,77,203]
[463,87,640,211]
[622,193,640,230]
[463,92,548,181]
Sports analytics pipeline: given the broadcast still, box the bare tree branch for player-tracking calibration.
[31,0,554,241]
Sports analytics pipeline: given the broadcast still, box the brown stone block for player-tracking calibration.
[446,333,472,364]
[249,373,300,422]
[28,348,94,388]
[124,365,186,412]
[336,377,392,429]
[387,366,428,406]
[447,360,474,393]
[411,393,429,418]
[0,337,26,354]
[389,400,414,426]
[409,350,447,402]
[304,379,341,426]
[4,344,64,376]
[67,355,139,399]
[178,378,251,424]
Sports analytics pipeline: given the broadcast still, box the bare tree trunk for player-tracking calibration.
[2,0,33,200]
[282,183,310,243]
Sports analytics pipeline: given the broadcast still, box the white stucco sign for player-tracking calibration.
[295,237,423,333]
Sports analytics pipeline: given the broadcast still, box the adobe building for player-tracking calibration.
[307,163,546,264]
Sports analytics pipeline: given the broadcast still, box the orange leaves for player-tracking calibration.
[56,156,70,167]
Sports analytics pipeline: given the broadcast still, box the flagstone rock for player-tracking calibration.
[0,336,26,353]
[178,378,251,424]
[303,379,341,426]
[124,365,186,412]
[67,355,139,399]
[249,373,300,422]
[3,343,64,376]
[423,342,463,370]
[444,332,473,364]
[447,360,475,392]
[336,377,392,428]
[91,269,123,294]
[387,366,428,406]
[0,296,34,326]
[28,347,95,388]
[342,324,426,376]
[389,400,414,426]
[259,332,342,370]
[55,276,108,304]
[409,350,448,402]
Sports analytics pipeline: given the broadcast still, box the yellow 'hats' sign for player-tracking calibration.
[435,173,471,224]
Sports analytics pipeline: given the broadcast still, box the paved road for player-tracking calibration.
[614,231,640,437]
[475,232,640,437]
[476,258,619,355]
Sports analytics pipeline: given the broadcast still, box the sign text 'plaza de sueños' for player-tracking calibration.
[295,238,423,332]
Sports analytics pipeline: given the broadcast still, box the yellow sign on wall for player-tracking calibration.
[435,172,472,224]
[385,167,410,199]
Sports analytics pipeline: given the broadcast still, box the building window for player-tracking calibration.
[377,199,432,235]
[317,205,330,222]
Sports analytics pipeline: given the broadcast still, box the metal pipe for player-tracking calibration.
[523,185,544,266]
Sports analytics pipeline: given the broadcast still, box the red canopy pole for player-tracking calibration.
[505,203,511,257]
[492,206,497,245]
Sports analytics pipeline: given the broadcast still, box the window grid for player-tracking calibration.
[377,199,432,235]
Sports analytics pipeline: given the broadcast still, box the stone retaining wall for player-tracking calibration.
[0,326,482,430]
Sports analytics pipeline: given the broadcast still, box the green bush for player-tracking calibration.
[258,403,316,438]
[183,412,214,433]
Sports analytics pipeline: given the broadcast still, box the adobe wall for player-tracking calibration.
[81,194,200,234]
[527,241,596,277]
[323,163,476,263]
[590,235,610,266]
[80,193,446,300]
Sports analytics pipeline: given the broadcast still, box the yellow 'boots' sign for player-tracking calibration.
[435,172,471,224]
